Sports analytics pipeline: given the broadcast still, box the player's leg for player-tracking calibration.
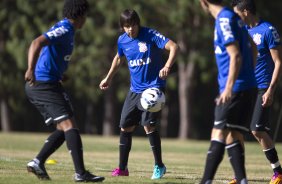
[25,82,65,180]
[140,92,166,179]
[251,89,282,183]
[144,124,166,179]
[200,128,228,184]
[112,90,140,176]
[200,99,230,184]
[226,89,256,184]
[226,130,246,184]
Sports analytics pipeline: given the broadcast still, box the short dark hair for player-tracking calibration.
[231,0,256,15]
[119,9,140,29]
[206,0,223,5]
[63,0,89,19]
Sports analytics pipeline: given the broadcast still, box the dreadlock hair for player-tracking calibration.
[231,0,256,15]
[119,9,140,31]
[63,0,89,19]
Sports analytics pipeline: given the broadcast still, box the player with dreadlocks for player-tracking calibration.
[24,0,105,182]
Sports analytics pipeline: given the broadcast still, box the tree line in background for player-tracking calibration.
[0,0,282,140]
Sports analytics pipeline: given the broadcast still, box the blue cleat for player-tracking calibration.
[151,165,166,179]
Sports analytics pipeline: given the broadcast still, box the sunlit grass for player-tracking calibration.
[0,132,277,183]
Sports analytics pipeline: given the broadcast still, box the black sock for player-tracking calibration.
[147,131,164,167]
[119,131,132,170]
[227,140,246,182]
[36,130,65,164]
[65,128,85,175]
[200,140,225,184]
[264,147,282,174]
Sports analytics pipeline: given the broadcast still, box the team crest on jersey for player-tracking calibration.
[138,42,148,53]
[253,33,262,45]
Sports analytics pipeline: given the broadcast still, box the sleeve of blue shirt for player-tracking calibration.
[117,37,124,57]
[43,25,71,45]
[149,29,169,49]
[265,26,281,49]
[218,13,237,46]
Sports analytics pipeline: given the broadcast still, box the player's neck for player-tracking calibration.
[247,15,260,28]
[209,4,224,19]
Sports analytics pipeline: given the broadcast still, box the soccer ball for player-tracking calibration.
[140,88,166,112]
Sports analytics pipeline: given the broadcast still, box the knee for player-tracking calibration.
[226,131,244,146]
[252,131,264,139]
[144,125,156,134]
[57,119,75,131]
[211,128,227,141]
[121,126,135,132]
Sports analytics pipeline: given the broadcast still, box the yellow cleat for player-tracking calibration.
[228,178,237,184]
[270,172,282,184]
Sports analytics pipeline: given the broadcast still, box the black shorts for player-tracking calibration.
[25,82,74,126]
[250,88,271,131]
[214,88,256,132]
[119,90,161,128]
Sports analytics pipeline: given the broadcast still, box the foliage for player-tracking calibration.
[0,0,282,138]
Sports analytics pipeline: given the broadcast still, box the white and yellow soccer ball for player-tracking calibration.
[140,88,166,112]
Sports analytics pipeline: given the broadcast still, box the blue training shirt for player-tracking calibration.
[214,7,256,93]
[247,20,281,89]
[117,27,169,93]
[35,18,74,82]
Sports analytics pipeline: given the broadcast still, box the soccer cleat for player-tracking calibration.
[74,171,105,182]
[27,159,50,180]
[270,172,282,184]
[228,178,237,184]
[111,168,129,176]
[151,165,166,179]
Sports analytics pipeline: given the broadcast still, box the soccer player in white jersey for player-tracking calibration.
[24,0,104,182]
[199,0,257,183]
[231,0,282,183]
[99,9,178,179]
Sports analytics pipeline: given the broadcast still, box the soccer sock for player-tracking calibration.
[119,131,132,170]
[36,130,65,164]
[200,140,225,184]
[264,147,282,174]
[65,128,85,175]
[226,140,246,182]
[147,131,164,167]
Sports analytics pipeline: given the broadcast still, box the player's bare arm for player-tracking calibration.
[99,53,124,90]
[25,35,49,86]
[262,46,282,107]
[159,40,179,79]
[216,42,241,105]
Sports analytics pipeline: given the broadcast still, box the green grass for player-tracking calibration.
[0,132,277,184]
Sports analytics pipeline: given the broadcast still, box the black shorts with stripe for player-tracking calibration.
[25,82,74,126]
[214,88,256,132]
[119,90,161,128]
[250,88,271,131]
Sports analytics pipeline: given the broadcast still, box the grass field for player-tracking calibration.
[0,132,278,184]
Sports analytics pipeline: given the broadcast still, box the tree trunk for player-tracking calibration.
[1,98,11,132]
[102,88,115,136]
[84,102,95,134]
[178,57,196,139]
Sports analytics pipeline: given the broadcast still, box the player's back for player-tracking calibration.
[214,7,256,93]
